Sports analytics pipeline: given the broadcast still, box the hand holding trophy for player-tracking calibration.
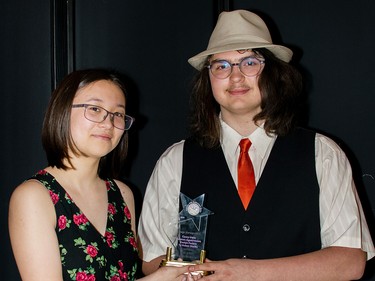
[161,193,213,276]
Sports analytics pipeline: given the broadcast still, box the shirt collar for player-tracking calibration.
[219,116,276,159]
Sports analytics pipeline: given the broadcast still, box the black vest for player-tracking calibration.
[180,128,321,260]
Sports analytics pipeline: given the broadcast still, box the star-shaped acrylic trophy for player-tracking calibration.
[161,193,213,276]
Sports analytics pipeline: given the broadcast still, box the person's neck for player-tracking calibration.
[221,112,262,137]
[46,157,101,192]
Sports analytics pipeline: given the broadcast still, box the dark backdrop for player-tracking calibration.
[1,0,374,280]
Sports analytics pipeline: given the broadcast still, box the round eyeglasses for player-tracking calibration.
[207,56,265,79]
[72,104,135,130]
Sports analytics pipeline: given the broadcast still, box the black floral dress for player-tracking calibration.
[31,170,139,281]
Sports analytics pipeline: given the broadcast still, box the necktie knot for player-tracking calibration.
[239,138,251,154]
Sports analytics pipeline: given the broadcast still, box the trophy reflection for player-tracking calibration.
[160,193,213,275]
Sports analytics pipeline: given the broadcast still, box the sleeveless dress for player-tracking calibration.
[30,170,139,281]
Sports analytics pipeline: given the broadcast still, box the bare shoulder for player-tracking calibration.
[9,179,62,280]
[9,179,56,224]
[10,179,52,206]
[113,179,135,203]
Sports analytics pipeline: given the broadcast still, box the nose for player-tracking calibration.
[100,112,115,128]
[229,64,245,81]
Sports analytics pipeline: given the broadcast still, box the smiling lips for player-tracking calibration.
[93,133,112,140]
[227,86,250,96]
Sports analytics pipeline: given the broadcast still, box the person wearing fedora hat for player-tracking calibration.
[138,10,374,280]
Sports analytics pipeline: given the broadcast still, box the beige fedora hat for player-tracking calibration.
[188,10,293,70]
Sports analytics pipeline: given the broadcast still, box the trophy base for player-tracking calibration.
[160,259,206,276]
[159,247,211,276]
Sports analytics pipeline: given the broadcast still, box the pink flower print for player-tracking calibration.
[119,271,128,281]
[106,181,111,191]
[86,245,98,258]
[110,276,121,281]
[82,215,88,223]
[73,213,88,225]
[75,271,88,281]
[66,192,73,201]
[128,237,137,249]
[124,206,131,220]
[117,261,129,280]
[37,170,47,175]
[87,275,96,281]
[105,231,114,247]
[118,261,124,271]
[108,203,117,215]
[49,190,59,205]
[58,215,67,230]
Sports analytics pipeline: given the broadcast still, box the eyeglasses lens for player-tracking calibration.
[209,57,264,79]
[84,105,133,130]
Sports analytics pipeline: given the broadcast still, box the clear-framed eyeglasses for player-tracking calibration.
[207,56,265,79]
[72,104,135,130]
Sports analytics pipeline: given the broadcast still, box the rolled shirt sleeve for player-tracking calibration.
[316,134,374,260]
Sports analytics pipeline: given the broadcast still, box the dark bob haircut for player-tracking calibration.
[42,69,129,179]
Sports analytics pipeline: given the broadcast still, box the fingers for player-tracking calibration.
[188,263,212,273]
[181,272,200,281]
[187,272,203,281]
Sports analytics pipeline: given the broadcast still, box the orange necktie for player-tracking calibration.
[238,139,256,210]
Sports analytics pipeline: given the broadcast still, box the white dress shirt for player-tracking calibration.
[138,120,375,262]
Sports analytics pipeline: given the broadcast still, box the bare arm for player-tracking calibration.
[8,180,63,281]
[142,255,166,275]
[189,247,366,281]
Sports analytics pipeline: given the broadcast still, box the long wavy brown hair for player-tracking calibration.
[189,48,304,148]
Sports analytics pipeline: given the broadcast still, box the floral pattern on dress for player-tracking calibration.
[31,170,139,281]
